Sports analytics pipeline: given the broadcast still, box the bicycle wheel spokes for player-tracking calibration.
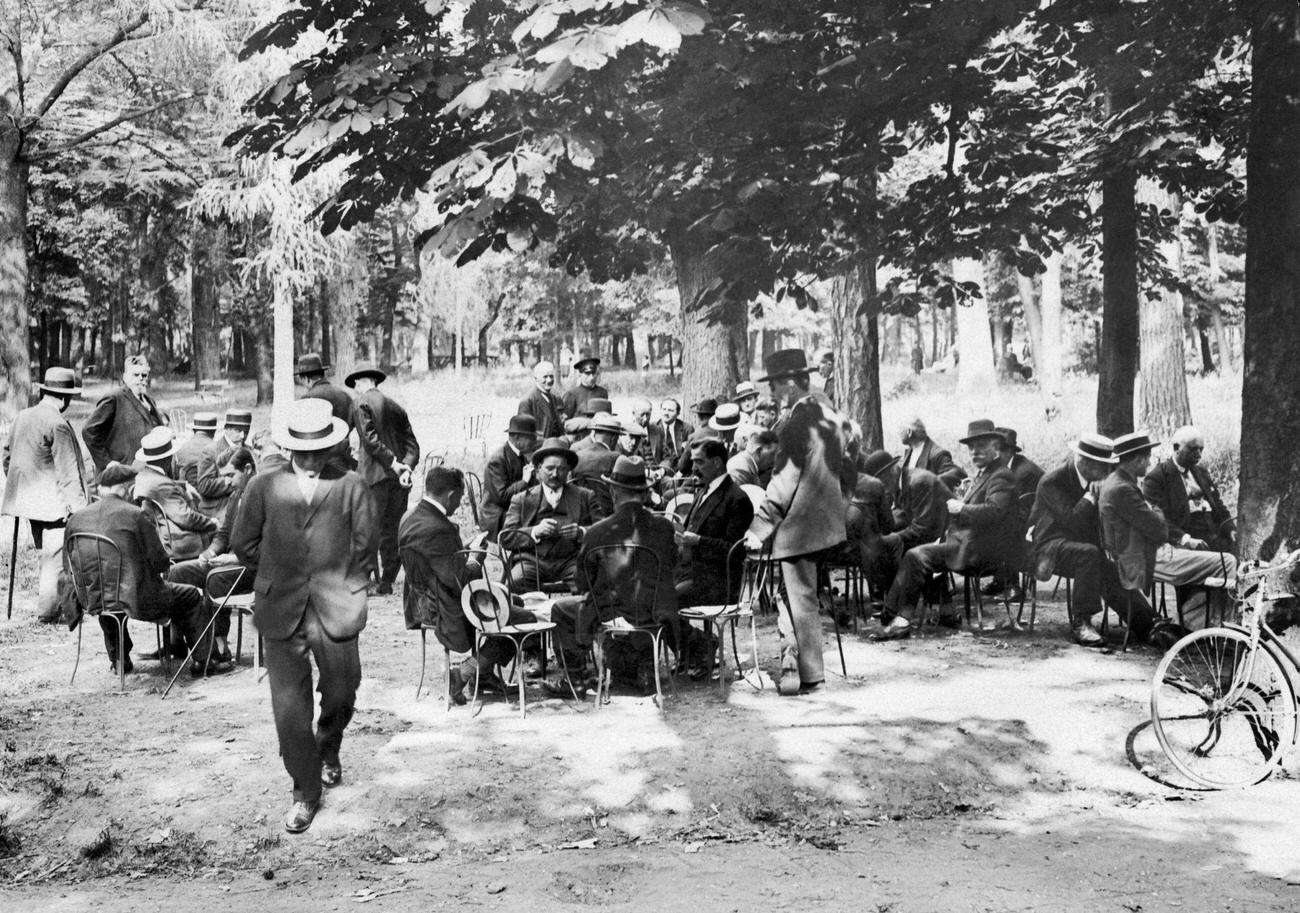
[1151,629,1298,789]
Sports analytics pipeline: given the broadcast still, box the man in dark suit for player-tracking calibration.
[132,427,218,562]
[65,462,211,675]
[836,449,896,584]
[82,355,165,473]
[561,355,609,419]
[1030,434,1130,646]
[231,399,378,835]
[878,420,1017,639]
[194,408,253,516]
[174,412,219,488]
[347,364,419,594]
[516,361,565,438]
[982,426,1045,599]
[545,456,678,695]
[499,438,602,591]
[295,353,355,428]
[872,453,950,600]
[3,366,90,620]
[649,398,693,469]
[568,397,613,448]
[1142,425,1235,553]
[482,415,539,536]
[572,413,622,514]
[675,440,754,609]
[899,417,966,489]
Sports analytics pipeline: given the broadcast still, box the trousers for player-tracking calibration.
[263,602,362,804]
[99,582,207,660]
[777,557,823,685]
[1048,541,1123,623]
[371,479,411,586]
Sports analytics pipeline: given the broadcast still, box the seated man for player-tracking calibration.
[675,440,754,610]
[899,416,967,489]
[566,397,613,446]
[837,449,894,574]
[727,427,778,488]
[499,438,602,592]
[65,462,213,676]
[1030,434,1133,647]
[871,451,950,598]
[132,427,218,562]
[194,408,253,518]
[399,466,537,702]
[1142,425,1235,553]
[481,415,539,537]
[1101,432,1236,633]
[649,398,694,469]
[878,420,1017,639]
[572,412,623,514]
[545,456,678,696]
[174,412,219,488]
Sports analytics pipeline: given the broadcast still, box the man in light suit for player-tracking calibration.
[347,364,419,594]
[899,417,966,489]
[516,361,565,439]
[82,355,165,473]
[745,349,856,696]
[2,367,90,619]
[232,399,378,835]
[481,415,539,537]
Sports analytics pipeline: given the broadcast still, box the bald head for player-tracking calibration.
[1171,425,1204,469]
[900,417,927,448]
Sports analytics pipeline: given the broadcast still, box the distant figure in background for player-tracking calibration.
[517,360,565,439]
[561,355,609,421]
[817,350,835,404]
[174,412,219,487]
[899,417,966,489]
[347,363,420,595]
[734,381,760,417]
[481,415,540,537]
[82,355,165,473]
[2,367,90,620]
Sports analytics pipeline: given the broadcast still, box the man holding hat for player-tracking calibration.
[195,408,254,515]
[133,427,219,562]
[1031,433,1131,646]
[517,361,565,439]
[232,399,379,834]
[2,366,91,619]
[482,415,540,537]
[174,411,219,488]
[347,363,420,595]
[82,354,165,473]
[561,354,608,420]
[745,348,856,695]
[499,437,602,591]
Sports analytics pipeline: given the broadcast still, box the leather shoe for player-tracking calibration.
[109,655,135,675]
[874,618,912,641]
[321,761,342,789]
[284,799,320,834]
[447,667,468,706]
[1072,621,1105,647]
[191,658,235,677]
[798,680,823,695]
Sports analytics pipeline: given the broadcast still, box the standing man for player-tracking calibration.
[174,412,219,487]
[295,353,355,428]
[232,399,378,834]
[2,367,90,619]
[195,408,254,516]
[82,355,165,473]
[347,363,419,595]
[745,349,855,696]
[561,355,609,420]
[517,360,565,439]
[482,415,539,537]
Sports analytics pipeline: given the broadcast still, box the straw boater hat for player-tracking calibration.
[461,579,513,627]
[136,427,179,463]
[590,412,623,435]
[273,399,348,452]
[293,353,329,376]
[996,427,1022,453]
[531,437,579,468]
[709,403,743,432]
[505,415,538,437]
[191,411,219,434]
[958,419,1006,445]
[223,408,253,429]
[344,363,387,388]
[733,381,759,403]
[36,366,82,398]
[756,348,814,383]
[1072,433,1118,464]
[602,455,652,491]
[1111,431,1159,460]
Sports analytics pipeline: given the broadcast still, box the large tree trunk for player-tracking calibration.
[1017,270,1043,376]
[1240,3,1300,561]
[829,256,884,448]
[0,127,30,419]
[191,219,224,389]
[1135,181,1192,437]
[139,212,173,372]
[1098,154,1140,436]
[952,258,997,397]
[1038,252,1065,396]
[668,230,747,410]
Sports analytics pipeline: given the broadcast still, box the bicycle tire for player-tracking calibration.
[1151,627,1298,789]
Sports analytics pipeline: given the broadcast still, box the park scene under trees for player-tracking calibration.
[5,1,1300,910]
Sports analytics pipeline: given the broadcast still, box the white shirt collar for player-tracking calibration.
[542,484,564,508]
[423,495,448,516]
[291,460,320,503]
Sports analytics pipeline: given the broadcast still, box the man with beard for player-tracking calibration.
[82,355,165,474]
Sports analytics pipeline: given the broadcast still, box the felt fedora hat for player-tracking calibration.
[602,455,652,491]
[191,411,219,433]
[531,437,579,468]
[579,397,613,418]
[136,427,179,463]
[733,381,759,402]
[958,419,1006,445]
[294,353,329,376]
[590,412,623,435]
[505,414,538,436]
[756,348,814,383]
[223,408,253,428]
[273,399,349,452]
[1072,433,1119,465]
[691,397,719,417]
[573,356,601,373]
[708,403,743,432]
[35,366,82,397]
[996,427,1022,453]
[1111,430,1159,460]
[345,363,387,388]
[862,449,901,478]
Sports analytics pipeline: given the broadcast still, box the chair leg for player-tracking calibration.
[469,633,485,718]
[117,615,127,694]
[444,648,453,714]
[417,628,428,701]
[593,633,608,710]
[235,611,244,665]
[650,630,666,713]
[71,616,84,685]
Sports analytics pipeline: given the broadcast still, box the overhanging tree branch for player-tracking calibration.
[35,11,151,118]
[26,93,196,160]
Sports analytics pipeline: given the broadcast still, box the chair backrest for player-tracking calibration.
[581,543,663,627]
[63,532,126,616]
[464,413,491,441]
[460,471,484,530]
[734,539,774,609]
[204,564,250,601]
[169,408,189,434]
[140,497,179,558]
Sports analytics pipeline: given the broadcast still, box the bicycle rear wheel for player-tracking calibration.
[1151,627,1298,789]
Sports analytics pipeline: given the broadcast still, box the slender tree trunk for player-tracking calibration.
[668,229,747,409]
[1098,142,1140,436]
[0,127,30,419]
[1204,219,1235,372]
[332,237,365,383]
[1038,252,1065,396]
[191,219,224,390]
[929,298,938,364]
[952,258,997,397]
[623,332,636,368]
[1135,180,1192,436]
[829,256,884,448]
[272,275,294,405]
[910,314,924,374]
[1017,270,1043,371]
[1240,2,1300,560]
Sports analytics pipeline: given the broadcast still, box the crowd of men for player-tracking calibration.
[0,346,1242,833]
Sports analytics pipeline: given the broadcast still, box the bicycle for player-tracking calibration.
[1150,550,1300,789]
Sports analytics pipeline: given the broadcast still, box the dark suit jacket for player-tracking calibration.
[577,501,678,625]
[174,431,213,488]
[499,483,601,582]
[231,464,378,640]
[943,457,1018,570]
[1030,461,1101,574]
[133,467,217,560]
[206,473,250,556]
[891,467,951,548]
[573,443,620,515]
[650,418,694,468]
[517,388,565,438]
[356,387,420,487]
[65,495,173,620]
[846,474,891,557]
[302,379,357,429]
[481,443,529,535]
[1099,467,1168,591]
[1141,457,1232,547]
[903,438,966,488]
[561,383,609,419]
[1006,452,1045,521]
[677,475,754,605]
[81,388,165,472]
[2,401,89,520]
[195,434,238,501]
[398,499,477,652]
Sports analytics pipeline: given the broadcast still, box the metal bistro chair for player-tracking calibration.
[499,537,575,600]
[458,470,484,532]
[584,543,678,712]
[464,413,491,442]
[140,497,182,565]
[677,539,764,697]
[163,563,262,698]
[168,408,190,435]
[461,575,567,718]
[398,544,461,709]
[64,532,170,693]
